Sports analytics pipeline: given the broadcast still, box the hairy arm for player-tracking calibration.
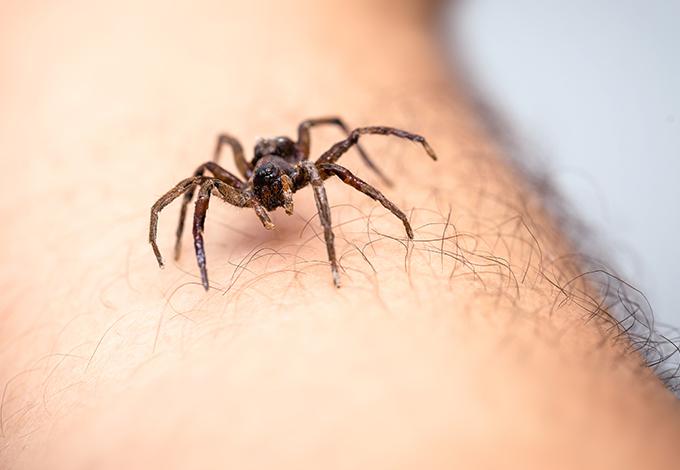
[1,0,678,468]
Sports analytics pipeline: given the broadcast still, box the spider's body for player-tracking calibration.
[149,117,437,290]
[251,138,301,212]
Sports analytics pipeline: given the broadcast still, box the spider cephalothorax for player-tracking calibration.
[149,116,437,290]
[252,158,295,212]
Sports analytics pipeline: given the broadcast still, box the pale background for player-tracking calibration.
[449,0,680,328]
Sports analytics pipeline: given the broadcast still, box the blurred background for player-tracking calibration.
[447,0,680,328]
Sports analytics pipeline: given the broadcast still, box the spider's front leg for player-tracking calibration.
[192,180,214,289]
[299,161,341,287]
[175,162,244,261]
[317,163,414,239]
[151,175,270,290]
[191,179,253,290]
[150,175,210,268]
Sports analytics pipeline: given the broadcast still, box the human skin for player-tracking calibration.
[1,0,679,468]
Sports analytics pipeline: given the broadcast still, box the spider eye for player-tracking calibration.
[253,162,286,210]
[253,162,281,188]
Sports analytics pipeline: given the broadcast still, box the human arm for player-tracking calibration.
[1,0,679,468]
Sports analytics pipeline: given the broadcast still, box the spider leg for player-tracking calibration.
[315,126,437,170]
[150,176,210,268]
[300,161,341,287]
[175,162,244,260]
[192,180,216,290]
[152,175,255,290]
[192,179,251,290]
[317,163,414,239]
[214,133,253,179]
[297,117,392,186]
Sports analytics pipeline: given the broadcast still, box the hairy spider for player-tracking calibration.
[149,117,437,290]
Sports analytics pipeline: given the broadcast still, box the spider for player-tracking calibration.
[149,117,437,290]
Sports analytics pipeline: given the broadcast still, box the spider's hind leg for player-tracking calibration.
[315,126,437,174]
[213,133,252,178]
[297,117,392,185]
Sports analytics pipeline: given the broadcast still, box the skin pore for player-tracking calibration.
[1,0,679,468]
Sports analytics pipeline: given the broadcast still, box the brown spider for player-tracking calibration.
[149,117,437,290]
